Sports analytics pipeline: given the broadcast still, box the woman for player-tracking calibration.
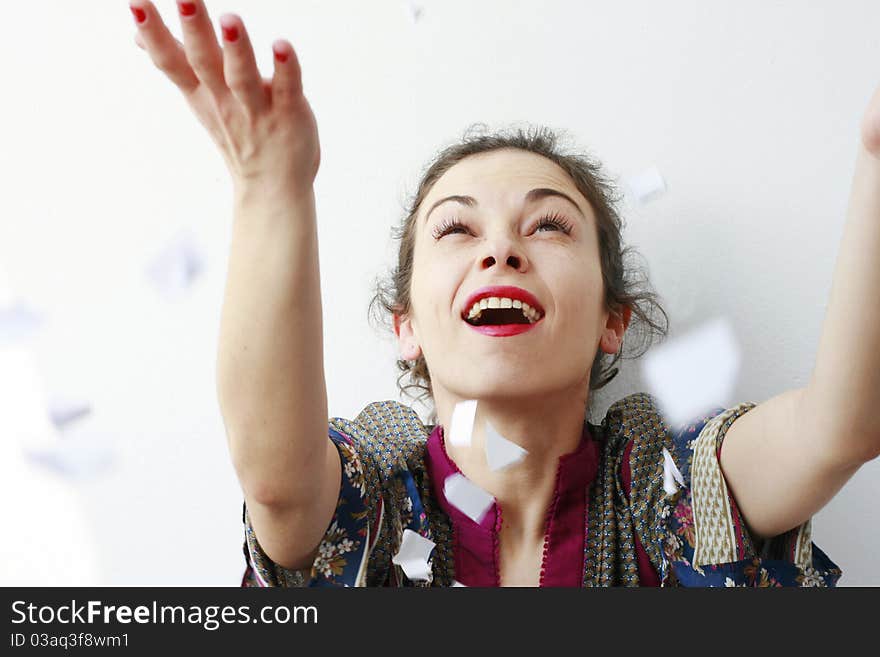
[130,0,880,586]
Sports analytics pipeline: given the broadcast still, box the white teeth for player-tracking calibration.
[465,297,543,323]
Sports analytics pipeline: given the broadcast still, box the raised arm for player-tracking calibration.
[130,0,340,570]
[719,81,880,540]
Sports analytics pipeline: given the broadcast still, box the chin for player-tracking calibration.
[458,372,563,401]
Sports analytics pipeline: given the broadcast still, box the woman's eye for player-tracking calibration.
[431,214,571,239]
[432,219,470,239]
[534,214,573,234]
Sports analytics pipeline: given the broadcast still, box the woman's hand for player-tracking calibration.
[129,1,320,199]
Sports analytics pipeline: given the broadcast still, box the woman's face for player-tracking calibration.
[395,148,625,407]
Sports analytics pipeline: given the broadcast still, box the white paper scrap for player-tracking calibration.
[641,317,740,428]
[484,421,527,471]
[391,528,435,581]
[624,166,667,204]
[47,394,92,430]
[0,301,45,344]
[444,472,494,524]
[449,399,478,447]
[403,1,424,23]
[23,434,115,482]
[146,229,204,298]
[452,580,467,587]
[661,447,686,496]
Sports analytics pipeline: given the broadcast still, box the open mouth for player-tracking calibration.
[463,298,543,326]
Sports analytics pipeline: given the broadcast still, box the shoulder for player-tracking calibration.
[329,400,430,477]
[601,391,755,475]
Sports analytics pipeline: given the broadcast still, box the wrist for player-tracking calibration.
[232,176,315,209]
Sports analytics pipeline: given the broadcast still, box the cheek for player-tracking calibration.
[549,257,604,325]
[411,246,469,312]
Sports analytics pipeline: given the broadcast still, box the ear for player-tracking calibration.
[599,304,632,355]
[393,311,423,361]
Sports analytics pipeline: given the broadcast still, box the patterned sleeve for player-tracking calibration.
[241,425,382,588]
[661,403,843,587]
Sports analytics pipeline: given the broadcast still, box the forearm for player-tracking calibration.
[804,144,880,462]
[216,185,330,506]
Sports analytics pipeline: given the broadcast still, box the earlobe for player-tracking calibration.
[600,306,631,355]
[393,313,423,361]
[599,329,622,355]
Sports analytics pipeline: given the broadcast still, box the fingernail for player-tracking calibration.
[273,48,288,63]
[130,6,147,24]
[177,2,197,17]
[222,25,239,42]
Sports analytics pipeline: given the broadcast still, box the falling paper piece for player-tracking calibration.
[448,399,478,447]
[391,528,435,581]
[403,0,424,23]
[484,421,527,471]
[47,394,92,430]
[661,447,686,495]
[444,472,494,524]
[145,229,204,298]
[0,300,45,344]
[623,166,667,204]
[641,317,740,428]
[23,433,116,482]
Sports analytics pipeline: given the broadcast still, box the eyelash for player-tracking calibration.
[431,211,574,240]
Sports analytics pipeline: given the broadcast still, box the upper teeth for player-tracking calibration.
[466,297,542,322]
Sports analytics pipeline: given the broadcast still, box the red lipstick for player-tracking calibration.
[460,285,544,338]
[467,323,538,337]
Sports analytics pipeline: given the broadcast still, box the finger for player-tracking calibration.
[175,0,228,100]
[271,39,305,107]
[219,14,268,115]
[130,1,199,93]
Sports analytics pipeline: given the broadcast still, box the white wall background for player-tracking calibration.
[1,0,877,585]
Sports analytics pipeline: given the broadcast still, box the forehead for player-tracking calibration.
[420,149,587,216]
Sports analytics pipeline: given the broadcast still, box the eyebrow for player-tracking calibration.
[424,187,587,224]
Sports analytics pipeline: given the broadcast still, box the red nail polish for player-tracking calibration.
[130,6,146,24]
[222,25,239,42]
[274,49,288,63]
[178,2,196,17]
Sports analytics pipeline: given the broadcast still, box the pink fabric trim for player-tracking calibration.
[540,435,597,586]
[426,423,597,587]
[620,438,661,586]
[426,426,500,586]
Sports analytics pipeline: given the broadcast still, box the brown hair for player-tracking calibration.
[370,123,669,419]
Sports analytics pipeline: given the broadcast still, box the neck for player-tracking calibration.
[437,389,590,543]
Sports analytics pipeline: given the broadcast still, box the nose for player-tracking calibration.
[480,240,528,273]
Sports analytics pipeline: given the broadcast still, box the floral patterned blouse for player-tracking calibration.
[240,392,841,587]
